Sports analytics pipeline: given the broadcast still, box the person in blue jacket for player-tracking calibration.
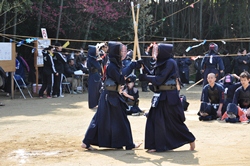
[201,43,224,86]
[87,45,102,109]
[198,73,225,121]
[176,53,192,84]
[139,43,195,152]
[81,41,141,150]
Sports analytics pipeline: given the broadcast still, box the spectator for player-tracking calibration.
[198,73,224,121]
[87,45,102,109]
[236,48,250,75]
[39,46,58,98]
[201,43,224,86]
[219,73,241,115]
[193,55,203,84]
[122,75,143,116]
[221,49,234,75]
[52,42,67,98]
[232,71,250,120]
[141,45,151,92]
[64,59,82,94]
[176,53,192,84]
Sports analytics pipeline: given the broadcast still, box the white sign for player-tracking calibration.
[41,28,48,39]
[37,39,51,66]
[0,43,12,60]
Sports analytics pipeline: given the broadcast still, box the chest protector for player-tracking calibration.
[238,89,250,108]
[208,86,220,104]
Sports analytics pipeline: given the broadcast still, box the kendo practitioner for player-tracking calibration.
[141,45,151,92]
[39,46,58,98]
[96,42,109,81]
[232,71,250,120]
[122,74,143,115]
[219,74,241,115]
[201,43,224,86]
[138,43,195,152]
[121,46,142,77]
[198,73,224,121]
[176,53,192,84]
[87,45,102,109]
[52,42,67,98]
[236,48,250,75]
[221,50,233,75]
[194,55,203,84]
[81,41,141,150]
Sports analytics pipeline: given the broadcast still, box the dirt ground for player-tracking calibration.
[0,85,250,166]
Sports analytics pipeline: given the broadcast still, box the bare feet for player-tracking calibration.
[134,142,142,149]
[146,149,156,153]
[190,141,195,151]
[81,143,96,150]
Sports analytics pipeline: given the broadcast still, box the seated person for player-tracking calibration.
[221,103,247,123]
[232,71,250,121]
[198,73,224,121]
[64,59,81,94]
[121,75,143,115]
[77,56,89,74]
[219,73,241,115]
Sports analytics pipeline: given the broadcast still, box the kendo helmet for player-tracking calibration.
[87,45,96,57]
[157,43,173,60]
[208,42,218,54]
[226,103,238,118]
[126,74,137,83]
[108,41,122,67]
[224,74,234,84]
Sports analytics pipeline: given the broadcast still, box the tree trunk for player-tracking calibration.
[82,14,93,49]
[13,8,17,40]
[56,0,64,41]
[36,0,43,37]
[199,0,203,39]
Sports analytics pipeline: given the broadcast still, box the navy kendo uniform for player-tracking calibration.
[199,82,224,121]
[201,43,224,86]
[236,49,250,75]
[176,54,192,84]
[220,74,241,115]
[87,45,102,109]
[82,41,136,150]
[194,56,203,84]
[122,74,143,115]
[233,84,250,120]
[139,43,195,152]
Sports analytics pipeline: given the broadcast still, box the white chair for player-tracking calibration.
[62,74,71,94]
[13,74,33,99]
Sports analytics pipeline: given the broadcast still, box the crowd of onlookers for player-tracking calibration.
[1,42,250,123]
[0,42,89,102]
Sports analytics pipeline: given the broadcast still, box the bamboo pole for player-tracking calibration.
[131,2,137,61]
[186,78,203,91]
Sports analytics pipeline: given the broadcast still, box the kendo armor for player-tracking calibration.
[208,86,220,104]
[238,88,250,108]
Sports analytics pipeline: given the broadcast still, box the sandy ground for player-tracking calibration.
[0,85,250,166]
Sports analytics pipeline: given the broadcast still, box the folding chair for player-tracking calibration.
[13,74,33,99]
[62,74,72,94]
